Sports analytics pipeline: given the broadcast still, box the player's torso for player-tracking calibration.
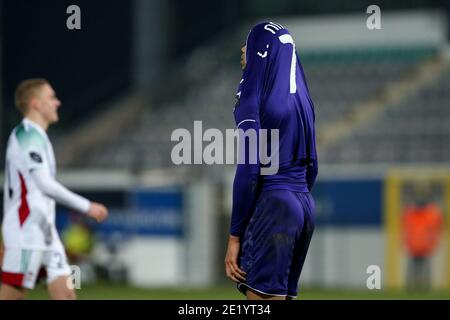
[233,23,316,190]
[260,74,313,170]
[2,120,58,250]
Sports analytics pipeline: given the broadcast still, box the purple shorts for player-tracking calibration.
[238,189,315,298]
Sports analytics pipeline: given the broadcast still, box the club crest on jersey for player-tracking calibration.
[29,152,43,163]
[257,45,269,59]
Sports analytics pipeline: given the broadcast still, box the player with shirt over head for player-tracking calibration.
[0,79,108,300]
[225,22,318,300]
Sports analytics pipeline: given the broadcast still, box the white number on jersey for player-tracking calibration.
[279,34,297,94]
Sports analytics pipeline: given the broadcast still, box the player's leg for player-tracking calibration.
[418,256,431,290]
[0,284,28,300]
[0,244,26,299]
[411,256,420,289]
[47,276,76,300]
[286,192,315,299]
[0,248,43,300]
[44,247,76,300]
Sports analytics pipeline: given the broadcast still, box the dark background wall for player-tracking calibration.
[0,0,448,154]
[1,0,132,133]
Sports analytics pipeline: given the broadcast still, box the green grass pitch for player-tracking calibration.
[25,282,450,300]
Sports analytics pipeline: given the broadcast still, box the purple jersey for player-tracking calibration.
[230,22,318,237]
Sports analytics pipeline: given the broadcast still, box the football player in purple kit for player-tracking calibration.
[225,21,318,300]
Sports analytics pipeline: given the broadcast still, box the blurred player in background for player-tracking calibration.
[225,22,318,300]
[402,185,444,290]
[0,79,108,300]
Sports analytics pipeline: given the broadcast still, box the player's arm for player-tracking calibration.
[226,27,271,283]
[18,131,107,222]
[230,120,261,238]
[227,127,260,282]
[31,170,87,213]
[30,170,107,223]
[229,33,270,238]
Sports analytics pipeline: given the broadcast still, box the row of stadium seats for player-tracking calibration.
[65,41,443,169]
[306,61,420,128]
[320,67,450,164]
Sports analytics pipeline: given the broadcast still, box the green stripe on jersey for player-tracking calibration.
[20,249,32,273]
[15,123,47,152]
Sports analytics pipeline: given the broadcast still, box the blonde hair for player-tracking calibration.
[15,78,49,114]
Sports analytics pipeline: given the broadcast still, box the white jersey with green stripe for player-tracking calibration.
[2,118,61,250]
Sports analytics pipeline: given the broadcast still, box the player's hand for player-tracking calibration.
[87,202,108,223]
[225,235,246,283]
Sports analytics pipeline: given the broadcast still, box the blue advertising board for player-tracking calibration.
[312,179,382,227]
